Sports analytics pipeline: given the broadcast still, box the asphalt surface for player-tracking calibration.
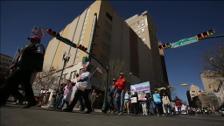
[1,106,224,126]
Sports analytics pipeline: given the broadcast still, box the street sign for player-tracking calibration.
[170,36,198,48]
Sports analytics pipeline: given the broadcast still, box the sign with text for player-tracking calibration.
[170,36,198,48]
[130,81,150,94]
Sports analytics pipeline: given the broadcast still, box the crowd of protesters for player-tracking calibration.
[4,66,217,116]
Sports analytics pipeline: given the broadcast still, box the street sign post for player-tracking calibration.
[170,36,198,48]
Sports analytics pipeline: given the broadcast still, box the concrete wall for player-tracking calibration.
[126,11,169,88]
[43,1,102,71]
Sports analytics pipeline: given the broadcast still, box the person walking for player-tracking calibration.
[131,92,139,115]
[162,92,171,116]
[90,89,97,111]
[175,96,182,114]
[124,89,131,114]
[114,72,126,115]
[58,80,73,110]
[152,90,162,116]
[108,78,116,113]
[64,66,92,113]
[0,27,45,108]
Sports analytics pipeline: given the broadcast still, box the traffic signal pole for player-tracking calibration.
[46,28,110,112]
[159,29,223,50]
[47,29,108,72]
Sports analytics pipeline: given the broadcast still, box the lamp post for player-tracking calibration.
[102,66,109,113]
[58,52,70,90]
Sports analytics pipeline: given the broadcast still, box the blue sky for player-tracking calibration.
[1,1,224,102]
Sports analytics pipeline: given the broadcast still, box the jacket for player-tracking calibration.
[115,76,126,90]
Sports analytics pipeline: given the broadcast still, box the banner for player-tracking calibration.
[130,81,150,101]
[130,81,150,93]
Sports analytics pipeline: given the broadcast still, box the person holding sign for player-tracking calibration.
[131,92,139,115]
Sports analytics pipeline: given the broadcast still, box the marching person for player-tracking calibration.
[0,27,45,108]
[162,92,171,116]
[108,78,116,113]
[124,89,131,115]
[58,80,73,110]
[114,72,126,115]
[64,65,92,113]
[153,90,162,116]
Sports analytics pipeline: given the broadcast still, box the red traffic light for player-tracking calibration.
[77,44,87,52]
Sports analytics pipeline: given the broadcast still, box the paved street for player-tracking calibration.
[1,106,223,126]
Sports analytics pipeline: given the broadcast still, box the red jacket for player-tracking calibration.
[115,76,126,90]
[175,99,182,107]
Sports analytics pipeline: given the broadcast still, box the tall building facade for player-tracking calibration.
[43,1,168,90]
[125,11,169,88]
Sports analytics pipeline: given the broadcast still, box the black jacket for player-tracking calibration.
[17,42,45,72]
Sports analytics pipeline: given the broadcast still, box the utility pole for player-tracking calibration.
[58,52,70,90]
[159,29,219,49]
[46,27,110,112]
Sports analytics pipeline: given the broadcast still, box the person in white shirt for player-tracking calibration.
[64,66,92,113]
[162,93,171,116]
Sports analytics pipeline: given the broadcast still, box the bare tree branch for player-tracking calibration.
[204,44,224,77]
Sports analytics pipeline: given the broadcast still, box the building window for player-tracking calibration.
[106,12,112,21]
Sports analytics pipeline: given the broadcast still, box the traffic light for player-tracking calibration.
[196,29,215,40]
[46,28,57,37]
[77,44,88,52]
[159,43,171,49]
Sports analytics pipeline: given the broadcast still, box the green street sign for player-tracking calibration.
[171,36,198,48]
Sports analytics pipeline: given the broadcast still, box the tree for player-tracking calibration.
[32,71,58,93]
[204,44,224,77]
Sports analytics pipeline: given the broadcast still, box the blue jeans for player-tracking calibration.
[114,89,125,113]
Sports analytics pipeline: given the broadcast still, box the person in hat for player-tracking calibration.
[0,27,45,108]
